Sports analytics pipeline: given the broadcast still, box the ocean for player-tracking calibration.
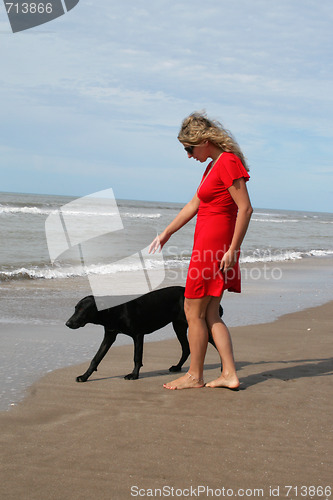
[1,191,333,410]
[1,191,332,286]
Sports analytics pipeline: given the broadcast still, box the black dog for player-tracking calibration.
[66,286,222,382]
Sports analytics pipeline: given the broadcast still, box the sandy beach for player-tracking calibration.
[2,257,333,413]
[1,300,332,499]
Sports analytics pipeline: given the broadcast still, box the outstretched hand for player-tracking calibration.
[149,236,162,254]
[148,231,171,254]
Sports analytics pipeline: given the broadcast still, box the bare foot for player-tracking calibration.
[163,372,205,390]
[205,373,240,390]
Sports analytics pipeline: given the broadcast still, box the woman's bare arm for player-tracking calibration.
[220,178,253,271]
[149,193,200,253]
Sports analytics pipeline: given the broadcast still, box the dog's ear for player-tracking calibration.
[86,295,98,310]
[77,295,95,308]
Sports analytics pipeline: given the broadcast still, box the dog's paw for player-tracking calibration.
[76,375,88,383]
[169,365,182,372]
[124,373,139,380]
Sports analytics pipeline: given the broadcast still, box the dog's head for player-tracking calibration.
[65,295,98,329]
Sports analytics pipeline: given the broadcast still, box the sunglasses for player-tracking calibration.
[184,145,195,155]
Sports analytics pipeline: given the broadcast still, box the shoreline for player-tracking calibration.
[1,256,333,411]
[0,300,332,499]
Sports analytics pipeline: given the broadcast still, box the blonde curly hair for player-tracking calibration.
[178,111,249,171]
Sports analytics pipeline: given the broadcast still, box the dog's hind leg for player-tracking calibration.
[76,329,117,382]
[124,335,144,380]
[169,320,190,372]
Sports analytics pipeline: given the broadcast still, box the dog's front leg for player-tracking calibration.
[124,334,144,380]
[76,329,117,382]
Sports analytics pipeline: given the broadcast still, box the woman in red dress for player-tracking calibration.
[149,112,253,390]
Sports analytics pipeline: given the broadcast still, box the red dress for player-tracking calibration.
[185,152,250,299]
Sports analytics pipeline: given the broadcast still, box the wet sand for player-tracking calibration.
[2,257,333,412]
[0,301,332,499]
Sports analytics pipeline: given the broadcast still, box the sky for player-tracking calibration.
[0,0,332,212]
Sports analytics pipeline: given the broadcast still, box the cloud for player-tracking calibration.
[0,0,333,211]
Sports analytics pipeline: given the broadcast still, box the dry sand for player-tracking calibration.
[0,301,332,499]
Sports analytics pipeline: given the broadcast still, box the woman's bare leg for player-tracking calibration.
[205,296,240,389]
[163,296,210,389]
